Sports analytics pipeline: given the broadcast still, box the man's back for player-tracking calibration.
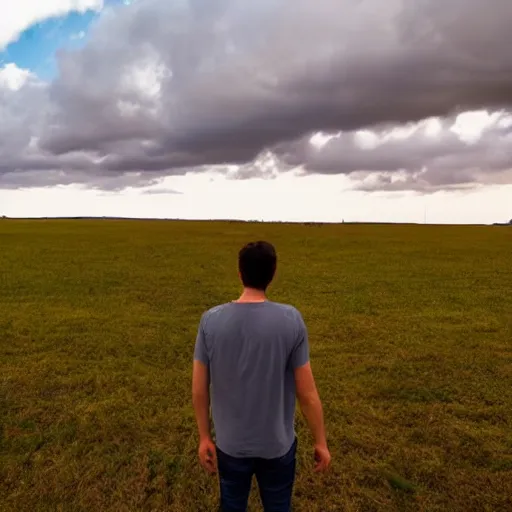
[194,301,309,459]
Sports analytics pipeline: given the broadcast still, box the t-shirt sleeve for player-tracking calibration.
[193,315,209,366]
[289,311,310,369]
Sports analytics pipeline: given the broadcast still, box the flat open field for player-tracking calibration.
[1,219,511,511]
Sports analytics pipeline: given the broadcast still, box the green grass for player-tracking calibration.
[1,219,511,511]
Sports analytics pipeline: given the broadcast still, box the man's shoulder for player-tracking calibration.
[200,301,305,329]
[201,301,303,317]
[268,301,302,317]
[201,303,232,322]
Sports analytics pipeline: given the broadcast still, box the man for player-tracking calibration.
[192,241,330,511]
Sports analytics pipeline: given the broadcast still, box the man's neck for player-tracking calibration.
[235,288,267,303]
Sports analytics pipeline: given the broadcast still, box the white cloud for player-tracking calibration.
[0,62,32,90]
[0,0,103,50]
[450,110,504,143]
[71,30,87,40]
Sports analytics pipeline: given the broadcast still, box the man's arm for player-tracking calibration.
[295,362,331,472]
[192,360,217,473]
[192,360,211,440]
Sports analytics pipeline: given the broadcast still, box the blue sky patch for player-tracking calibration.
[0,0,130,81]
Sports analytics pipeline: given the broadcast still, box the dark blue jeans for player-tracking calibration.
[216,439,297,512]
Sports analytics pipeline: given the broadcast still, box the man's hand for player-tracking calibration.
[314,443,331,472]
[198,437,217,474]
[294,363,331,472]
[192,360,216,473]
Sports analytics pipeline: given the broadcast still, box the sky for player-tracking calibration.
[1,0,512,224]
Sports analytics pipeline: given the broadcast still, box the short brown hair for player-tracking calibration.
[238,241,277,290]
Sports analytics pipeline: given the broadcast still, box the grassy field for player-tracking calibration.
[1,219,511,511]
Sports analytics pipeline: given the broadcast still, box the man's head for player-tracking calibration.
[238,241,277,291]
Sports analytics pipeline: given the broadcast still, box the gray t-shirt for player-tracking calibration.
[194,301,309,459]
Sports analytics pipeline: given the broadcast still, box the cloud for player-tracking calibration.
[141,187,182,195]
[2,0,512,191]
[269,112,512,191]
[70,31,87,41]
[0,0,103,50]
[0,63,33,90]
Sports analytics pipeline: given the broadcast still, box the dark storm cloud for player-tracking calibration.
[2,0,512,190]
